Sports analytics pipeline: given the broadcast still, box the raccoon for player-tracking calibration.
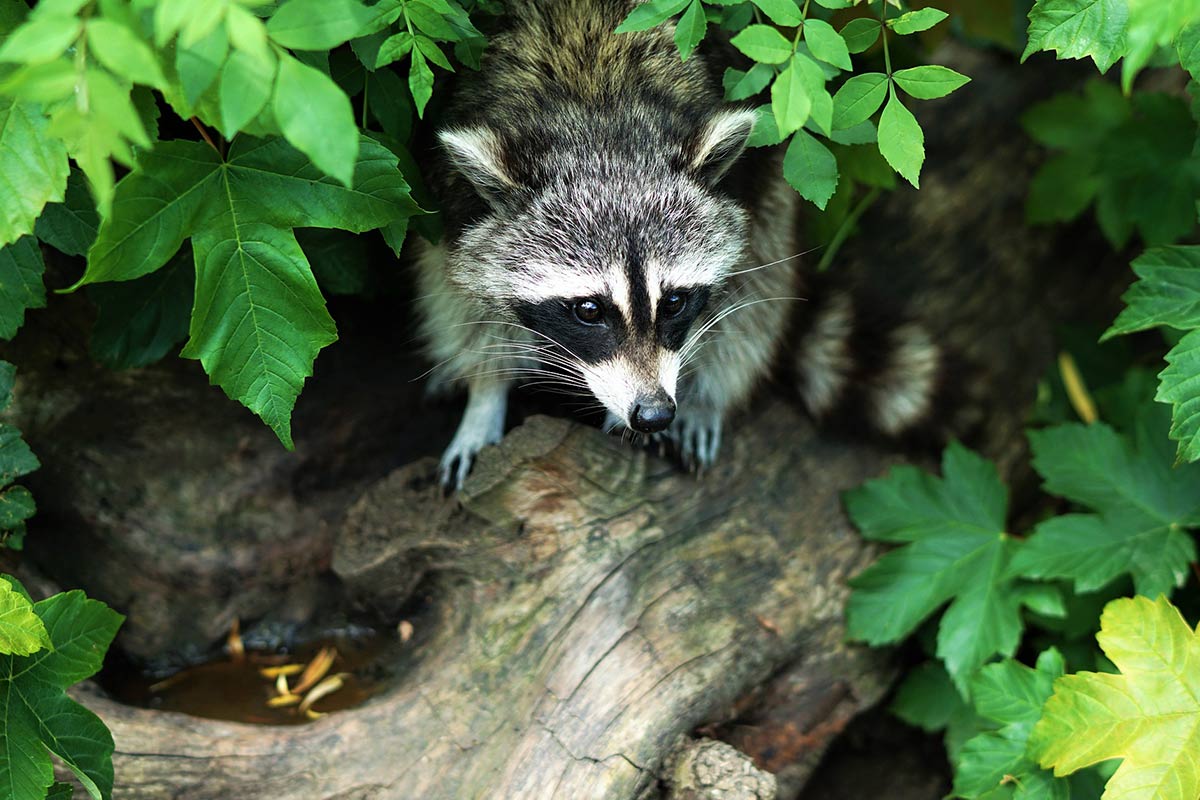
[416,0,946,488]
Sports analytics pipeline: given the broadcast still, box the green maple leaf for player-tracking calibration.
[1106,247,1200,337]
[1021,0,1128,74]
[953,650,1067,800]
[1103,246,1200,463]
[0,586,124,800]
[845,443,1028,690]
[1010,403,1200,597]
[1030,594,1200,800]
[71,134,419,447]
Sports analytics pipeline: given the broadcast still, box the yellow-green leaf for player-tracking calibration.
[1031,595,1200,800]
[0,582,47,657]
[0,96,67,249]
[85,19,167,90]
[0,579,49,656]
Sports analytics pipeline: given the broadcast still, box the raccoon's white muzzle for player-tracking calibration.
[582,351,680,431]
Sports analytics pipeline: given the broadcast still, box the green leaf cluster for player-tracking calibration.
[1021,4,1200,467]
[0,227,124,800]
[953,650,1067,800]
[0,577,124,800]
[0,0,476,214]
[70,135,419,447]
[0,0,443,448]
[848,376,1200,798]
[1104,246,1200,464]
[1013,405,1200,596]
[617,0,967,208]
[367,0,486,116]
[1023,81,1200,249]
[1022,0,1200,89]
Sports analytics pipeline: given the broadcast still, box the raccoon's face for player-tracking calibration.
[439,110,756,431]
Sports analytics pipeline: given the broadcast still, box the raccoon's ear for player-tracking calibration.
[689,109,757,184]
[438,127,521,205]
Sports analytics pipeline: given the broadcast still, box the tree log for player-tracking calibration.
[80,409,897,799]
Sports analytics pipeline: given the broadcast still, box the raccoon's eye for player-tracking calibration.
[661,291,687,318]
[573,299,604,325]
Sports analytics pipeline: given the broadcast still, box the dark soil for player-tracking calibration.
[801,709,950,800]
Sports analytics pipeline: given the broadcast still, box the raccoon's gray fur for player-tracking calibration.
[416,0,945,487]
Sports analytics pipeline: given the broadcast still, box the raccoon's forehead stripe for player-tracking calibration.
[607,266,633,321]
[625,237,654,334]
[659,255,731,288]
[510,268,610,304]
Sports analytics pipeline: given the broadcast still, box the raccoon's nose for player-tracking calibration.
[631,395,676,433]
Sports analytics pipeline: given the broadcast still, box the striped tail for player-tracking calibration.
[791,280,972,445]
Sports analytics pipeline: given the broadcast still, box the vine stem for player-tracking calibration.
[879,0,892,77]
[74,3,94,113]
[816,187,879,272]
[191,118,221,155]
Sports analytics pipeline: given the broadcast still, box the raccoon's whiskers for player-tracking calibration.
[679,295,807,367]
[473,337,582,373]
[724,246,822,277]
[458,337,591,392]
[466,347,577,377]
[411,322,587,385]
[450,319,592,365]
[460,366,590,392]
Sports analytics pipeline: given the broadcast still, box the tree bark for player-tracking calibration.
[80,409,898,799]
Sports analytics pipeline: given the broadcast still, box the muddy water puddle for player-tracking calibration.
[106,632,393,726]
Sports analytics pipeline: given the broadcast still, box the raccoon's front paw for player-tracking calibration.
[665,408,723,472]
[439,421,505,491]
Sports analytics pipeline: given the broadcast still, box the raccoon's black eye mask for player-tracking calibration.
[658,287,710,351]
[568,290,695,329]
[515,287,712,364]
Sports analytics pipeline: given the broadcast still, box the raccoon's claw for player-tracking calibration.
[438,449,476,492]
[665,410,723,472]
[439,382,509,492]
[439,434,500,491]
